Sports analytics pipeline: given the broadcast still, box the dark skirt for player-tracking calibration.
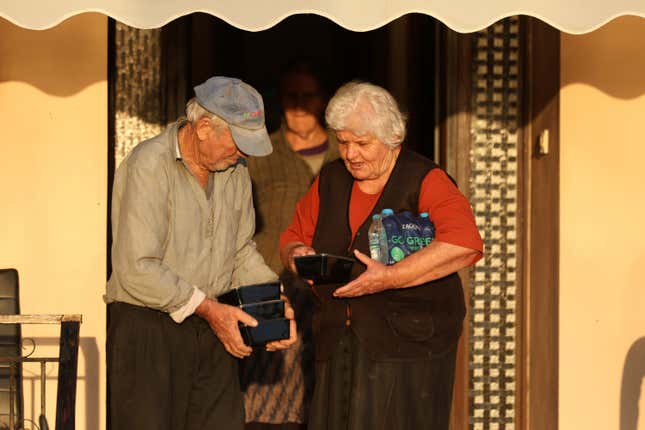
[308,329,457,430]
[240,275,316,424]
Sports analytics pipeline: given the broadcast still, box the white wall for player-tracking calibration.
[560,16,645,430]
[0,13,107,430]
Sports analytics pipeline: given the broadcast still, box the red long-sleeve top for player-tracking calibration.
[280,168,484,263]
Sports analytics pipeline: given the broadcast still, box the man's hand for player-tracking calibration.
[265,294,298,352]
[194,298,256,358]
[333,249,397,298]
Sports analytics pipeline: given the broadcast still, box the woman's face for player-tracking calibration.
[281,72,324,133]
[336,129,397,182]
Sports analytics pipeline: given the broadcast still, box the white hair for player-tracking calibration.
[185,97,228,131]
[325,81,407,147]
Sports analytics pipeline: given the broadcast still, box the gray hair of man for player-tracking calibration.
[185,97,228,131]
[325,81,407,148]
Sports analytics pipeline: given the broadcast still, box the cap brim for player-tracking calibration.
[229,125,273,157]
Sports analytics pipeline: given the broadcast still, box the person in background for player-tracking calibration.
[241,61,339,430]
[280,81,484,430]
[106,76,296,430]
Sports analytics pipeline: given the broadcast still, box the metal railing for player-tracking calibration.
[0,315,82,430]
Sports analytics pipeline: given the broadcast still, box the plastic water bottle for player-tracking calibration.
[381,208,394,217]
[419,212,435,247]
[368,214,388,264]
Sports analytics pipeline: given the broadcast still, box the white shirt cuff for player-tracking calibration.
[169,286,206,323]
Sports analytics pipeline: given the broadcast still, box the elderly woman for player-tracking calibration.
[279,81,483,429]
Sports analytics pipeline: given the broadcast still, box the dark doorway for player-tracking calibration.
[108,14,562,430]
[160,13,440,159]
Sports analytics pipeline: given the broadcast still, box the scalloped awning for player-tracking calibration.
[0,0,643,33]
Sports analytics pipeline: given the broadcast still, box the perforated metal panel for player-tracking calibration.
[114,23,163,167]
[469,17,520,430]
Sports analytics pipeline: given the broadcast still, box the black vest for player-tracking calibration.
[311,149,465,361]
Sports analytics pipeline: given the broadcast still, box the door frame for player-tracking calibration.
[438,17,560,430]
[516,16,560,430]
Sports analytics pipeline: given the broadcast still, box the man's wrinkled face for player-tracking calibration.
[198,125,244,171]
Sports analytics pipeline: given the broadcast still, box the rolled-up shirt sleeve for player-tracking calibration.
[169,286,206,323]
[231,168,278,287]
[111,159,194,313]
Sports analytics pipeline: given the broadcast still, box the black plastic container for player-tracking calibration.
[294,253,355,283]
[240,319,290,347]
[218,281,289,347]
[217,281,281,306]
[240,300,285,320]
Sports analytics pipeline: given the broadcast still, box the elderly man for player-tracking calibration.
[106,76,296,430]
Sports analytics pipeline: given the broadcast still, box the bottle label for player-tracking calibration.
[382,211,435,265]
[390,246,405,262]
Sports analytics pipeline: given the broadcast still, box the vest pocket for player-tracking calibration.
[386,303,435,341]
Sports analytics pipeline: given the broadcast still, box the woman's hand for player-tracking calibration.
[335,242,481,297]
[333,249,398,298]
[284,243,316,274]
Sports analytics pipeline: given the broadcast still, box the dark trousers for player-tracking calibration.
[107,302,244,430]
[308,330,457,430]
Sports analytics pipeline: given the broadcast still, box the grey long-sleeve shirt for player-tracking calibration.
[105,121,277,313]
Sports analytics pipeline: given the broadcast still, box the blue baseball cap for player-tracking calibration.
[194,76,273,157]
